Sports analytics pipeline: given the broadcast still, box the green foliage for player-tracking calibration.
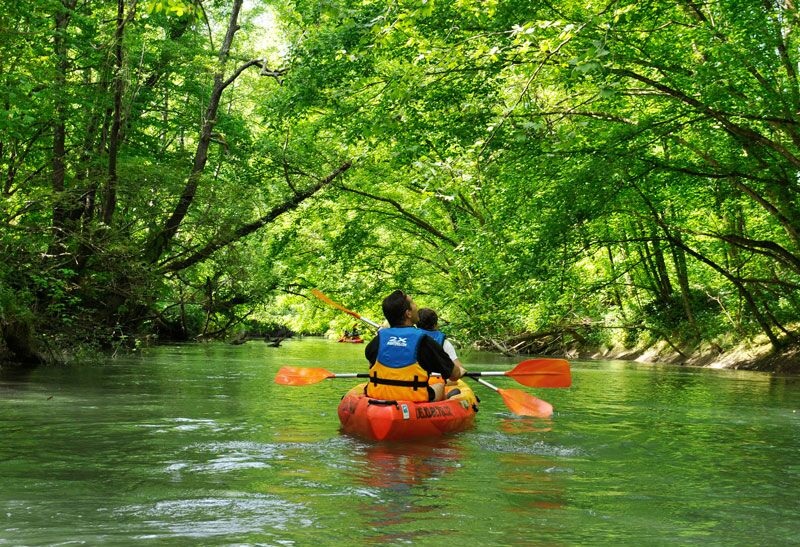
[2,0,800,364]
[143,0,197,17]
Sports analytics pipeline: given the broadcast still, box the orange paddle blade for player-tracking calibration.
[469,376,556,417]
[498,388,554,418]
[311,289,360,319]
[274,366,334,386]
[507,359,572,388]
[310,289,381,328]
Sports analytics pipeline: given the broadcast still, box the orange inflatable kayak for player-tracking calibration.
[337,380,479,441]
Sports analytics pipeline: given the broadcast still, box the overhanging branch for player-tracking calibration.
[161,161,352,273]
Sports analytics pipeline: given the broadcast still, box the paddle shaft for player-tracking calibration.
[470,376,502,392]
[276,351,570,391]
[311,289,381,329]
[349,314,381,329]
[274,365,446,386]
[331,372,444,380]
[466,371,561,379]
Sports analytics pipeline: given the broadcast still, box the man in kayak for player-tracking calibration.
[365,290,466,402]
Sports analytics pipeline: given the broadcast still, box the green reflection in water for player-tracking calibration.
[1,339,798,545]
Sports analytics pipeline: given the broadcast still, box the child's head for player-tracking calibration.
[417,308,438,331]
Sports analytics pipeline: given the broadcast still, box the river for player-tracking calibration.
[1,338,798,545]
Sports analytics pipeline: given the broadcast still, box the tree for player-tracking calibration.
[1,0,351,360]
[3,0,799,366]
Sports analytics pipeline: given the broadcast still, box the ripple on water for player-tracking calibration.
[134,417,222,434]
[474,431,584,459]
[164,440,288,475]
[136,417,252,435]
[163,436,353,478]
[117,494,311,539]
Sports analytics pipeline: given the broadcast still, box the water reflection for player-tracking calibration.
[497,452,566,511]
[347,438,464,543]
[499,416,553,435]
[0,365,37,383]
[355,438,462,489]
[2,343,799,545]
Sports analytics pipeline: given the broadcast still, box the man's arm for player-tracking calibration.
[365,336,378,365]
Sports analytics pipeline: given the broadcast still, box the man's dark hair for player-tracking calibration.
[417,308,438,331]
[382,290,410,327]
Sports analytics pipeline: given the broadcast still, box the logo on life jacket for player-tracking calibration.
[386,336,408,347]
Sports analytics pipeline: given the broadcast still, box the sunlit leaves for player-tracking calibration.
[143,0,197,17]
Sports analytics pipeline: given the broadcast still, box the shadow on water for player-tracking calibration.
[0,362,37,382]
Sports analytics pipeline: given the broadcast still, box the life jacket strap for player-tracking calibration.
[370,371,425,391]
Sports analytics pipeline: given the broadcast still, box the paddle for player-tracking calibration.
[274,366,369,386]
[274,366,446,386]
[468,376,554,418]
[465,358,571,388]
[275,359,570,389]
[310,289,381,329]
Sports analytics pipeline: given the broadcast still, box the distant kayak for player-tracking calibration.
[337,336,364,344]
[337,380,479,441]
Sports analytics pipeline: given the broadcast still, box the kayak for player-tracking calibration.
[337,380,479,441]
[337,336,364,344]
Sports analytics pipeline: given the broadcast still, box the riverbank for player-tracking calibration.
[579,338,800,374]
[4,329,799,375]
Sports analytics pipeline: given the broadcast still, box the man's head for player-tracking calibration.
[417,308,438,331]
[382,290,418,327]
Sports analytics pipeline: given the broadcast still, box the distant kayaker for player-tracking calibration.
[365,290,466,402]
[342,324,360,339]
[417,308,464,372]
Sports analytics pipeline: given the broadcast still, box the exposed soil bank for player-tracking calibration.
[578,339,800,374]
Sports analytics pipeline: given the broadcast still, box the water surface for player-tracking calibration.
[1,339,798,545]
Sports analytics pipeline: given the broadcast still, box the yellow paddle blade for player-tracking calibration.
[498,388,554,418]
[274,366,334,386]
[508,359,572,388]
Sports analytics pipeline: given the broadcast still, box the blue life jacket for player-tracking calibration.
[376,327,425,367]
[424,329,446,346]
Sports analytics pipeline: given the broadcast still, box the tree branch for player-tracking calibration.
[161,161,352,272]
[611,67,800,169]
[340,186,459,247]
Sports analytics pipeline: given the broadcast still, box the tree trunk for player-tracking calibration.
[145,0,245,264]
[670,230,697,331]
[1,318,47,366]
[50,2,75,248]
[652,233,674,301]
[162,161,352,272]
[102,0,125,225]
